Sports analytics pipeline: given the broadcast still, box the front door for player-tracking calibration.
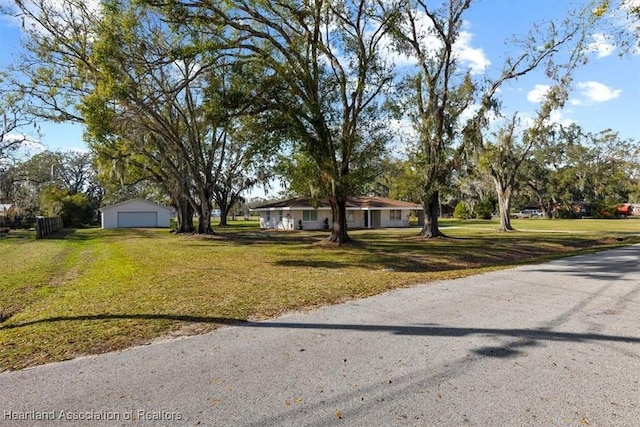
[372,211,381,228]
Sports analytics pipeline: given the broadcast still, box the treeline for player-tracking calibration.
[0,0,638,241]
[0,151,102,227]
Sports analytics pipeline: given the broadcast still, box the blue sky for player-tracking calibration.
[0,0,638,154]
[460,0,640,143]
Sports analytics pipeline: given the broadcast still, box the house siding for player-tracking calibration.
[257,208,415,230]
[379,209,411,228]
[258,209,330,230]
[251,197,423,231]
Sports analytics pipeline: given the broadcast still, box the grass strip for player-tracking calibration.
[1,219,638,371]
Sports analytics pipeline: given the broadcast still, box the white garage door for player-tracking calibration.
[117,211,158,228]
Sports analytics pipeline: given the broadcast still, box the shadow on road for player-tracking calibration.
[3,313,638,359]
[530,244,639,281]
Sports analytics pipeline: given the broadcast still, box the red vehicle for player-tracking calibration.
[617,203,633,217]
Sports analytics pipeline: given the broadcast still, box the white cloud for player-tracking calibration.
[386,119,418,153]
[549,110,575,128]
[575,81,622,103]
[377,10,439,68]
[527,84,551,103]
[377,36,417,68]
[65,146,91,154]
[1,0,102,37]
[621,0,640,21]
[459,103,480,124]
[598,0,640,55]
[22,138,45,152]
[454,30,491,74]
[0,134,45,160]
[586,33,616,58]
[516,109,574,133]
[378,13,490,74]
[458,102,501,130]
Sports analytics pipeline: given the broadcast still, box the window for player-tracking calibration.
[266,211,271,221]
[390,210,402,221]
[347,211,355,222]
[302,210,318,221]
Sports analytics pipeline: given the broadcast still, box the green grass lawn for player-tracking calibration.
[1,218,638,371]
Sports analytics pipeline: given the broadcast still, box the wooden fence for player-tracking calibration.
[36,216,64,239]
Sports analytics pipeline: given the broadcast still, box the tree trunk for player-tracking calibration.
[494,179,514,232]
[218,194,240,227]
[195,194,215,234]
[328,195,350,244]
[543,199,554,218]
[196,208,214,234]
[214,190,242,227]
[174,199,195,233]
[218,205,228,226]
[419,191,445,238]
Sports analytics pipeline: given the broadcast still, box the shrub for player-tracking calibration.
[592,202,620,219]
[453,202,471,219]
[59,194,94,227]
[474,199,494,220]
[554,209,581,219]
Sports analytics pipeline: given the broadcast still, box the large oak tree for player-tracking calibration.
[386,0,595,236]
[155,0,397,243]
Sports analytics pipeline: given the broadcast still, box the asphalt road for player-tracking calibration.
[1,244,639,426]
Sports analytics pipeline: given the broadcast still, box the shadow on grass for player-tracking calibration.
[273,255,479,273]
[218,230,330,245]
[42,228,90,241]
[41,227,171,242]
[2,314,639,359]
[0,230,34,241]
[267,233,625,273]
[277,260,351,269]
[178,227,636,275]
[0,313,243,329]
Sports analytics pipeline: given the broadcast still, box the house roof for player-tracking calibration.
[251,196,422,211]
[0,204,13,212]
[100,198,173,212]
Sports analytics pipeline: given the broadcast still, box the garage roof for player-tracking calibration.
[100,198,173,212]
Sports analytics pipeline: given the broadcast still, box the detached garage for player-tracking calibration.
[101,199,173,229]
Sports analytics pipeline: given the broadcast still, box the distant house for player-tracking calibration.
[251,196,424,230]
[0,203,20,227]
[0,203,13,217]
[0,204,11,229]
[100,199,173,229]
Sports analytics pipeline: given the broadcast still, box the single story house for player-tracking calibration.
[251,196,424,230]
[0,203,17,217]
[0,203,20,227]
[100,199,173,229]
[0,203,12,229]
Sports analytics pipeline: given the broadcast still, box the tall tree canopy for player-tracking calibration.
[3,0,627,240]
[153,0,397,243]
[4,0,269,233]
[385,0,474,237]
[386,0,594,236]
